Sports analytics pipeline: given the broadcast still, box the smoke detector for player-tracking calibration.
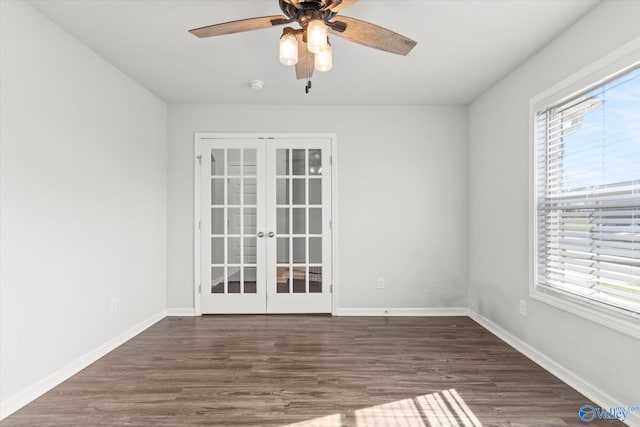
[248,80,264,90]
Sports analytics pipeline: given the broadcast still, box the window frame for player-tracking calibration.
[529,38,640,339]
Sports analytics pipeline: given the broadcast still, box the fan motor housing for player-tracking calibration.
[279,0,337,24]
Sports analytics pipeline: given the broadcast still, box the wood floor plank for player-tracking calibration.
[1,316,620,426]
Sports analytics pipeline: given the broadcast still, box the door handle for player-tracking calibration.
[257,231,265,238]
[267,231,275,238]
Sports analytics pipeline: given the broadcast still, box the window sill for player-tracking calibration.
[530,284,640,340]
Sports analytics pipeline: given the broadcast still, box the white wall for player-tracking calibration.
[0,0,167,416]
[168,105,468,312]
[468,0,640,415]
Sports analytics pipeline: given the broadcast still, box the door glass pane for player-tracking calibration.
[244,267,257,294]
[277,208,289,234]
[309,238,322,263]
[227,178,241,205]
[227,208,240,235]
[211,149,225,176]
[277,238,289,263]
[309,179,321,205]
[243,149,257,176]
[292,208,305,234]
[292,179,305,205]
[228,237,241,264]
[244,207,257,235]
[292,149,306,175]
[244,178,257,205]
[211,179,224,205]
[244,237,256,264]
[228,149,241,176]
[211,238,224,264]
[309,267,322,293]
[211,208,224,235]
[293,267,306,293]
[276,149,289,176]
[309,208,322,234]
[309,149,322,175]
[228,267,241,293]
[277,266,290,293]
[293,237,305,264]
[276,179,290,205]
[211,267,225,293]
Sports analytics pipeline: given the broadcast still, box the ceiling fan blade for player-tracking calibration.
[295,34,314,80]
[189,15,290,38]
[329,16,417,55]
[328,0,359,12]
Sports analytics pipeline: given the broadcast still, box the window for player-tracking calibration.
[532,52,640,333]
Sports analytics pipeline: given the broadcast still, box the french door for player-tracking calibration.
[198,136,333,314]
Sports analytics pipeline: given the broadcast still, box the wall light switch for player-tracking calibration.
[377,277,385,289]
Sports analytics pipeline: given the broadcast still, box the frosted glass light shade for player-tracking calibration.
[279,33,298,65]
[314,43,332,72]
[307,20,328,54]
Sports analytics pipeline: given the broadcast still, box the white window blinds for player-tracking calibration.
[535,65,640,314]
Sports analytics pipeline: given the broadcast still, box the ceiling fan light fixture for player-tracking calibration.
[314,41,332,72]
[279,30,298,65]
[306,19,328,54]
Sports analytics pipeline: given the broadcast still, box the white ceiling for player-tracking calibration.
[27,0,600,105]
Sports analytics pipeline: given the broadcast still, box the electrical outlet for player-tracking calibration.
[377,277,385,289]
[110,297,119,313]
[519,299,527,316]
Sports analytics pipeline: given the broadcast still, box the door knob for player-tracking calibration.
[257,231,265,238]
[267,231,275,238]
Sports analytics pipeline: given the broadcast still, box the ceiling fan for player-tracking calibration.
[189,0,417,92]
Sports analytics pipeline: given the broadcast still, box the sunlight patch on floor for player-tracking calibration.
[282,389,482,427]
[284,413,343,427]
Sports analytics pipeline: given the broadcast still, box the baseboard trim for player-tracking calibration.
[468,310,640,427]
[166,308,197,316]
[0,310,166,421]
[334,307,469,317]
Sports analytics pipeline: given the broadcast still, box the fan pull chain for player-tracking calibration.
[305,47,312,94]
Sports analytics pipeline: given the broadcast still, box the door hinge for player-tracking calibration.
[330,284,333,293]
[329,220,332,230]
[197,155,202,165]
[198,284,202,294]
[329,156,332,165]
[198,220,201,230]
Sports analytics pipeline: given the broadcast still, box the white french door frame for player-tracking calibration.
[193,132,339,315]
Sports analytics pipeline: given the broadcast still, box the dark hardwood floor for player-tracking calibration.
[1,316,617,426]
